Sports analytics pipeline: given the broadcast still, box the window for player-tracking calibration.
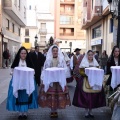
[109,18,113,33]
[92,26,101,39]
[18,0,20,9]
[60,15,74,25]
[18,28,20,36]
[65,5,74,13]
[41,23,46,29]
[6,19,9,30]
[12,23,14,33]
[25,29,29,36]
[29,5,31,10]
[25,38,29,43]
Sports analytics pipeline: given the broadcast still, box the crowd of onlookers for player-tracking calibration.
[2,48,109,74]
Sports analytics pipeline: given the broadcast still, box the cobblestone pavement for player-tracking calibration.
[0,69,111,120]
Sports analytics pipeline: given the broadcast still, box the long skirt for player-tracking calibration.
[38,82,71,109]
[6,79,38,112]
[72,76,106,109]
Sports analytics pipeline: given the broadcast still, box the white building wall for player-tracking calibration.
[59,40,86,53]
[21,28,38,48]
[2,0,27,64]
[26,0,37,27]
[46,22,54,41]
[21,0,54,51]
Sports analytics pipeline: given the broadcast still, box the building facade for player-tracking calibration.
[54,0,86,53]
[21,0,54,52]
[37,12,54,52]
[81,0,116,56]
[21,0,38,50]
[0,0,27,67]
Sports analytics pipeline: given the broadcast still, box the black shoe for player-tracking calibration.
[54,112,58,118]
[85,114,90,118]
[23,115,28,119]
[50,112,54,118]
[18,115,23,119]
[89,114,94,118]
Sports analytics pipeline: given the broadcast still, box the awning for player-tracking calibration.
[22,43,32,49]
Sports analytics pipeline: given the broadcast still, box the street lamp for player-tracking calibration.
[34,34,38,46]
[108,0,119,18]
[108,0,120,47]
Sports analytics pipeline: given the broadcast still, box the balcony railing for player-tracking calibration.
[60,0,75,3]
[60,11,74,15]
[39,29,47,35]
[60,20,74,25]
[60,32,74,36]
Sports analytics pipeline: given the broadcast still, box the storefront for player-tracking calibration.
[91,39,102,56]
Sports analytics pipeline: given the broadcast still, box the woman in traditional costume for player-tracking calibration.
[106,46,120,90]
[72,50,106,118]
[6,47,38,119]
[63,52,73,83]
[38,45,71,118]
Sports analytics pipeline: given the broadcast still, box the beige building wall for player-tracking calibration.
[55,0,86,52]
[0,0,27,67]
[85,14,114,56]
[81,0,115,56]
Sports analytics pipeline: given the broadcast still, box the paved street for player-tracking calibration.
[0,69,111,120]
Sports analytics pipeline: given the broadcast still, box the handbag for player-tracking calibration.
[83,77,101,93]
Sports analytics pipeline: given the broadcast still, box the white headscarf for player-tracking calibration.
[63,52,70,62]
[79,51,99,68]
[41,45,67,80]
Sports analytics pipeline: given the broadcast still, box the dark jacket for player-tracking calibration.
[31,51,45,85]
[3,51,9,59]
[106,56,120,89]
[99,55,108,66]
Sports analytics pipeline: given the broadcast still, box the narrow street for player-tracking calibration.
[0,69,111,120]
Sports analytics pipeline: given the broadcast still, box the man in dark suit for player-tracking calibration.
[31,46,45,86]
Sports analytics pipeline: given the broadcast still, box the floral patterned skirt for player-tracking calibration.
[38,82,71,109]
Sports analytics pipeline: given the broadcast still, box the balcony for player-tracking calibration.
[60,4,74,15]
[81,1,105,29]
[60,32,74,36]
[39,29,47,35]
[60,0,75,4]
[4,0,26,26]
[60,16,74,25]
[60,11,74,15]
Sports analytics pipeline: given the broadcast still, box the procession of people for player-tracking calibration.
[5,40,120,120]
